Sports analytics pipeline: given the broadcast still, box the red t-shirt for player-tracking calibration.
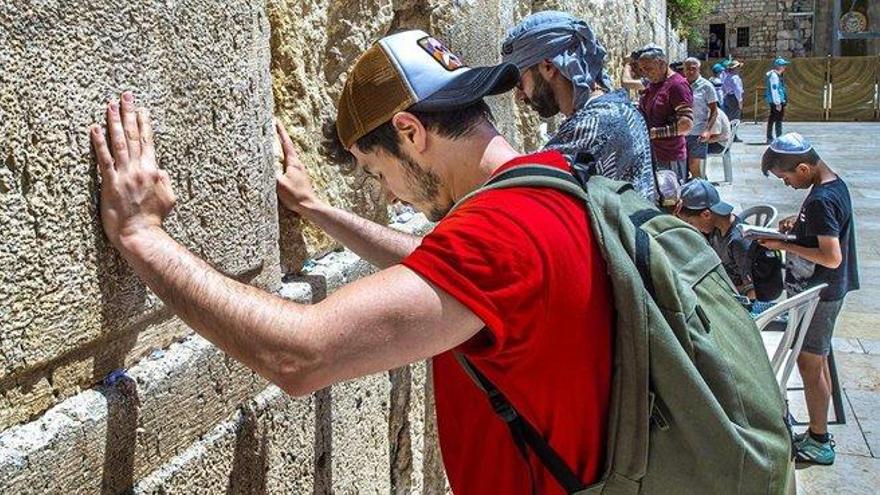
[401,151,614,494]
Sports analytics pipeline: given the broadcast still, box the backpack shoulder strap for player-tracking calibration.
[450,164,589,214]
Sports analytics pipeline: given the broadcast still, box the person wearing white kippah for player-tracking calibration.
[760,133,860,466]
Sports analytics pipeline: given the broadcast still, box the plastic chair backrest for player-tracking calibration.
[755,284,827,395]
[741,204,778,228]
[718,119,740,155]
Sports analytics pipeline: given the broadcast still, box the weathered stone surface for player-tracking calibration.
[0,0,281,426]
[0,336,269,494]
[268,0,392,273]
[330,372,392,493]
[133,386,315,494]
[389,360,449,494]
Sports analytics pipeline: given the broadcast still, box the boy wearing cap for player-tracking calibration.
[501,11,656,201]
[765,58,789,143]
[90,30,613,493]
[761,133,859,465]
[675,179,755,299]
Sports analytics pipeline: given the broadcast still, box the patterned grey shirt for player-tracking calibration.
[543,90,656,202]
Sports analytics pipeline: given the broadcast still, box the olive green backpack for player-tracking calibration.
[453,165,793,494]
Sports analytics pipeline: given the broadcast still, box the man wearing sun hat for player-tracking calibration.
[722,59,744,142]
[89,29,614,493]
[765,57,790,143]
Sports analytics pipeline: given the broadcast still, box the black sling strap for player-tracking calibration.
[455,354,587,494]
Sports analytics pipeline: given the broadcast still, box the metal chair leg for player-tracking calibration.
[828,347,846,424]
[722,150,733,183]
[788,346,847,426]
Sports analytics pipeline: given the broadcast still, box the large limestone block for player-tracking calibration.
[390,361,449,494]
[133,386,315,494]
[0,0,280,427]
[267,0,393,272]
[0,336,270,494]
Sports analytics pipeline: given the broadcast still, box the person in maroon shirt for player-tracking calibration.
[88,29,613,493]
[636,44,694,183]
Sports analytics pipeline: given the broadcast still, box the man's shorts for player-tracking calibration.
[686,134,708,159]
[801,298,845,356]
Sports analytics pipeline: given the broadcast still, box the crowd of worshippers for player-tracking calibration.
[516,34,814,307]
[510,19,857,468]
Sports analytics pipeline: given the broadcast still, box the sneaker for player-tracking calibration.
[794,434,835,465]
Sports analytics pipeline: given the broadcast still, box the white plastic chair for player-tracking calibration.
[700,119,740,183]
[755,284,827,395]
[740,204,778,228]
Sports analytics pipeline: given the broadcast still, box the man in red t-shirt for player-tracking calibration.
[90,29,613,493]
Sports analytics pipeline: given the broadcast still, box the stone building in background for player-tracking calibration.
[695,0,880,60]
[1,0,684,492]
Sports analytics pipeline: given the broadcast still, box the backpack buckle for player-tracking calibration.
[488,390,518,422]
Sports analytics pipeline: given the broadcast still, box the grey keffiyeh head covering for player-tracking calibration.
[501,10,612,109]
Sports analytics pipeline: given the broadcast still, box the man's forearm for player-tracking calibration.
[706,107,718,132]
[300,200,422,268]
[119,228,315,391]
[781,242,840,269]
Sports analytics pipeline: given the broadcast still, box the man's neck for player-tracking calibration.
[713,213,736,236]
[557,81,604,117]
[441,124,520,203]
[811,161,838,187]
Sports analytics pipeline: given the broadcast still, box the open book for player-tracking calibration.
[738,224,796,241]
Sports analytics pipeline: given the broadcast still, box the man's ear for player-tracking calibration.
[795,162,812,177]
[391,112,427,153]
[537,59,558,80]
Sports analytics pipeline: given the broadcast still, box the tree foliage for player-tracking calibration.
[668,0,719,44]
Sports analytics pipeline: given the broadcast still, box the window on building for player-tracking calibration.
[737,27,750,48]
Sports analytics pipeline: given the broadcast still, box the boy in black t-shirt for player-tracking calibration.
[761,133,859,466]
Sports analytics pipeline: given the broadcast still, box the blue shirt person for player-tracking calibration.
[765,58,789,142]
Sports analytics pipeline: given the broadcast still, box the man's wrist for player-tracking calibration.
[296,196,330,220]
[117,224,168,259]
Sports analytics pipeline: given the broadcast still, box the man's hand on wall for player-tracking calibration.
[275,120,320,216]
[90,92,176,251]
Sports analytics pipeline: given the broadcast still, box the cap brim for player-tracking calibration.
[709,201,734,216]
[410,62,520,112]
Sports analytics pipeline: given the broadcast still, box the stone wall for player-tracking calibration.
[1,0,682,492]
[698,0,816,59]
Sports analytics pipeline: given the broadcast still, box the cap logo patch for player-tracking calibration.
[418,36,465,71]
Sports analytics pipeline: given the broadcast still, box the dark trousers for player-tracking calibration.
[767,103,785,142]
[723,95,742,121]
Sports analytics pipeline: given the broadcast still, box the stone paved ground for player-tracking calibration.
[714,122,880,495]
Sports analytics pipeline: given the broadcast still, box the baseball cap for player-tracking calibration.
[711,63,725,74]
[769,132,813,154]
[773,57,790,67]
[679,179,734,216]
[335,30,520,149]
